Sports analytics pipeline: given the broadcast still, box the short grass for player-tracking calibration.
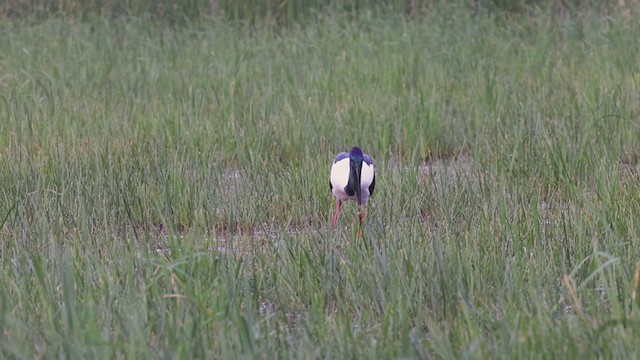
[2,4,640,358]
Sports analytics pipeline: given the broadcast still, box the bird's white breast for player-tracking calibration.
[330,158,351,201]
[360,162,374,191]
[330,158,375,204]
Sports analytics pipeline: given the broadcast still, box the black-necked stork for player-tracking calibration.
[330,146,376,239]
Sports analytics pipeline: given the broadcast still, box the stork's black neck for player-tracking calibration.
[345,147,364,204]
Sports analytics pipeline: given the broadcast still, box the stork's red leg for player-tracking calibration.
[332,200,342,229]
[358,205,366,239]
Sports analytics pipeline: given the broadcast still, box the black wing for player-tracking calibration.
[368,172,376,197]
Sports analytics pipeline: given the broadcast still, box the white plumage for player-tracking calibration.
[330,157,375,204]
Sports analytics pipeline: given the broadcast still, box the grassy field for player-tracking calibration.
[1,3,640,358]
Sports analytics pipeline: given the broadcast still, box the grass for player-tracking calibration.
[2,4,640,358]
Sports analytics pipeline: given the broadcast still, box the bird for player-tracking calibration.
[329,146,376,239]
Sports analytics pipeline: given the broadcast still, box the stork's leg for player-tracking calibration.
[332,200,342,229]
[358,204,366,239]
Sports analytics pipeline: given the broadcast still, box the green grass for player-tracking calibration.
[2,4,640,358]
